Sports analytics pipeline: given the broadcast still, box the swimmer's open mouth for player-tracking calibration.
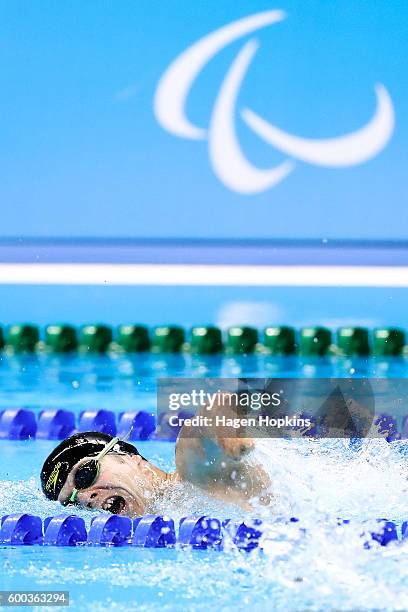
[103,495,126,514]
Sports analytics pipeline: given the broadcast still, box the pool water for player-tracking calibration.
[2,353,408,611]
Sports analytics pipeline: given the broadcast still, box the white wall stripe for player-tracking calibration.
[0,263,407,287]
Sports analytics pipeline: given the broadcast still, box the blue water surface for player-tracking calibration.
[1,354,408,611]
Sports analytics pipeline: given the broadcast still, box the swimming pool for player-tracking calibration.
[1,351,408,611]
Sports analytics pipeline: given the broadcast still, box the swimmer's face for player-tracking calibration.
[58,453,161,516]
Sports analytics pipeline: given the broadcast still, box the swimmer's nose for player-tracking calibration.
[103,495,126,514]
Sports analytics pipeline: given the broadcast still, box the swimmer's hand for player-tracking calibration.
[216,436,255,459]
[206,392,256,459]
[175,391,256,486]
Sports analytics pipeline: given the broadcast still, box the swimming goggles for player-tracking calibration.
[64,429,134,506]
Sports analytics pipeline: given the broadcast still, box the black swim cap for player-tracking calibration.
[40,431,142,501]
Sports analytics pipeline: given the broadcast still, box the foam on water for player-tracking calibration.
[248,437,408,520]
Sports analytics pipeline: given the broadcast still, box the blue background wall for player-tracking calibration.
[1,0,406,240]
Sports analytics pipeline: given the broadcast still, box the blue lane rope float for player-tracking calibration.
[117,411,155,440]
[87,515,132,547]
[133,515,176,548]
[43,515,87,546]
[36,410,76,440]
[78,410,117,436]
[374,414,401,442]
[0,408,407,442]
[0,514,406,549]
[178,516,222,549]
[153,410,194,442]
[0,409,37,440]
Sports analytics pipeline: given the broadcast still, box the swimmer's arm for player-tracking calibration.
[174,423,271,508]
[174,395,254,486]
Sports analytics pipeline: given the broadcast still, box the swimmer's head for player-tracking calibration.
[40,431,165,516]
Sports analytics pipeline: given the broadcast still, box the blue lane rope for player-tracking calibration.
[0,408,405,441]
[0,409,156,441]
[0,514,405,549]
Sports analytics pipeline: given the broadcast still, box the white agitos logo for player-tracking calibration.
[154,10,395,195]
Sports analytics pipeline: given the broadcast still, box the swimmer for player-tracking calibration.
[40,396,272,516]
